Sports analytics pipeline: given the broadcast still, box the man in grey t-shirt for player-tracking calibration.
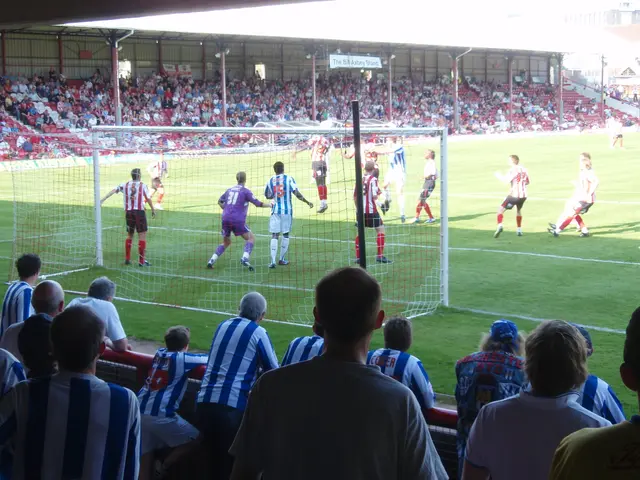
[230,267,447,480]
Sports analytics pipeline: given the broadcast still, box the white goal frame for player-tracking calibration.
[90,125,450,310]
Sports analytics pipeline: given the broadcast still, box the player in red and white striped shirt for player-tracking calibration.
[494,155,530,238]
[147,155,168,211]
[353,162,391,264]
[295,135,330,213]
[101,168,156,266]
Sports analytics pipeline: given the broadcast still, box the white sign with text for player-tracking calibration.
[329,54,382,69]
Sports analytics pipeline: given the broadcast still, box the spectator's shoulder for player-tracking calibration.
[106,381,139,405]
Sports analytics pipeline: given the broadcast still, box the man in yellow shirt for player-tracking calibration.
[550,307,640,479]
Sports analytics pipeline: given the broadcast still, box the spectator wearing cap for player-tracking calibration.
[229,268,447,480]
[571,323,625,424]
[66,276,131,352]
[367,316,436,411]
[138,326,208,480]
[280,323,325,366]
[0,279,64,364]
[462,320,611,480]
[550,308,640,479]
[0,253,40,337]
[454,320,526,478]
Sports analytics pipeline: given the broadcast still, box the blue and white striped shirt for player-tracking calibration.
[367,348,435,410]
[1,281,34,337]
[281,335,324,366]
[578,374,625,424]
[138,349,208,418]
[0,371,140,479]
[264,174,298,216]
[197,317,279,410]
[0,348,25,396]
[388,145,406,171]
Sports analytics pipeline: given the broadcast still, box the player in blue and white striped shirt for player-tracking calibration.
[367,316,435,410]
[572,324,626,424]
[281,323,325,366]
[138,326,208,480]
[196,292,279,480]
[0,254,40,337]
[264,161,313,268]
[0,305,140,480]
[381,138,407,222]
[0,348,25,396]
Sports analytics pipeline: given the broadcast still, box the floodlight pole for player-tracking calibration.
[557,53,564,125]
[221,50,227,127]
[600,55,606,121]
[507,55,514,132]
[388,55,393,122]
[453,48,472,133]
[110,30,134,128]
[312,53,317,121]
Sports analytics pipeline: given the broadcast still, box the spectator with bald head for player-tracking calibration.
[66,276,131,352]
[0,279,64,364]
[230,267,447,480]
[0,305,141,479]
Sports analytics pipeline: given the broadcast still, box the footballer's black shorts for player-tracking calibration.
[126,210,148,234]
[361,213,383,228]
[312,161,327,186]
[501,196,527,210]
[614,134,623,139]
[420,178,436,201]
[574,201,594,215]
[151,177,163,189]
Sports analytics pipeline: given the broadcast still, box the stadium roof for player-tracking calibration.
[66,0,630,55]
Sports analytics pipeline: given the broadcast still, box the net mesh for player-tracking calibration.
[5,126,445,323]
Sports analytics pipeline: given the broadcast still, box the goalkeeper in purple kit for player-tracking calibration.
[207,172,271,271]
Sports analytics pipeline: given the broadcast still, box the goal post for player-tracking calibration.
[5,122,448,323]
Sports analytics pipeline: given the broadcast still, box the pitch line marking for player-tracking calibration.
[452,307,626,335]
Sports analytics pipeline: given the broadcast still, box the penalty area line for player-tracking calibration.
[452,306,626,335]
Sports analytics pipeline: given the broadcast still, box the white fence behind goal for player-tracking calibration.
[5,125,448,324]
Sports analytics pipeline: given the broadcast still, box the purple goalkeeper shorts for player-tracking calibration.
[221,220,250,237]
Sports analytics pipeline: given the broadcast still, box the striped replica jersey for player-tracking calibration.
[264,174,299,215]
[367,348,435,410]
[1,281,34,338]
[507,165,530,198]
[114,180,152,211]
[281,335,324,366]
[579,169,599,203]
[388,145,406,171]
[0,348,25,396]
[578,374,625,424]
[0,372,140,479]
[147,159,168,180]
[197,317,279,410]
[354,174,380,215]
[138,348,208,418]
[308,136,331,163]
[424,159,438,179]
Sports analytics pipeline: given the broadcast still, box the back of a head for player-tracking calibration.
[525,320,588,397]
[131,168,141,180]
[51,306,105,372]
[236,171,247,184]
[315,267,381,344]
[32,280,64,316]
[480,319,524,356]
[273,161,285,174]
[624,307,640,381]
[165,326,190,351]
[16,253,41,279]
[87,276,116,301]
[19,315,55,378]
[238,292,267,322]
[383,317,412,352]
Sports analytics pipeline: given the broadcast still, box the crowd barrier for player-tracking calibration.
[98,349,460,478]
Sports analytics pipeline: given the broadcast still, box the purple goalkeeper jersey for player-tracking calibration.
[219,185,263,224]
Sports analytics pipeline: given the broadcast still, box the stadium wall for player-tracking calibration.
[2,31,551,83]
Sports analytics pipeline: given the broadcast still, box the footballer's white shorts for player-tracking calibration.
[384,168,405,187]
[269,214,293,234]
[141,414,200,454]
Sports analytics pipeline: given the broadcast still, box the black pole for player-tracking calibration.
[352,100,366,270]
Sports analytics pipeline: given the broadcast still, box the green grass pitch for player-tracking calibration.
[1,132,639,414]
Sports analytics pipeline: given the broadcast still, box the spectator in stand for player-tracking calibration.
[0,279,64,363]
[0,253,40,337]
[280,323,324,366]
[0,305,141,479]
[18,312,56,379]
[138,326,208,480]
[196,292,279,480]
[0,349,26,396]
[455,320,526,478]
[229,267,447,480]
[550,307,640,479]
[66,276,131,352]
[462,320,611,480]
[571,324,625,424]
[367,316,436,411]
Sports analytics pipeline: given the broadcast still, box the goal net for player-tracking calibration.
[5,125,448,324]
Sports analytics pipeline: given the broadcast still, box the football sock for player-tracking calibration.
[125,238,132,261]
[138,240,146,264]
[280,237,290,261]
[270,239,278,264]
[516,215,522,228]
[497,213,504,225]
[424,203,433,219]
[317,185,328,201]
[243,241,254,260]
[559,216,574,232]
[157,193,164,203]
[575,215,586,230]
[355,235,360,260]
[415,203,423,217]
[398,194,405,216]
[376,232,385,257]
